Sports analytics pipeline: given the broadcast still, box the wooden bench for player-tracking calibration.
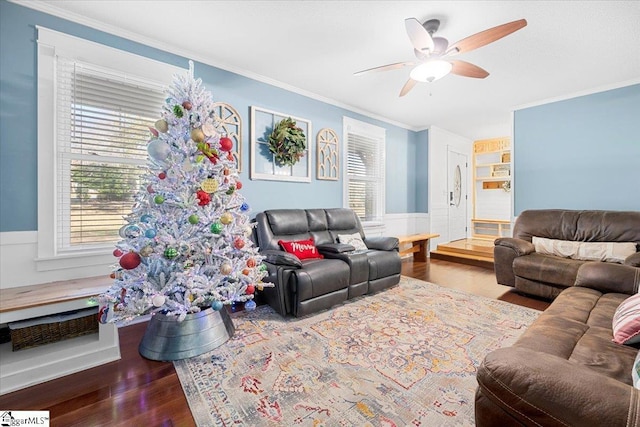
[0,276,120,395]
[397,233,440,262]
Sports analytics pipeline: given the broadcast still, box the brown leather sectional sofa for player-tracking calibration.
[494,209,640,299]
[476,262,640,426]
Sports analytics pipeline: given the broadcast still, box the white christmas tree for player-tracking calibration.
[99,62,268,323]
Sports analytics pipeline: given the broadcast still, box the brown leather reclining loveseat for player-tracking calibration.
[494,209,640,299]
[476,262,640,426]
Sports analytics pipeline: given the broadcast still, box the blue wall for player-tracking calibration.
[415,130,429,213]
[0,0,424,232]
[514,84,640,215]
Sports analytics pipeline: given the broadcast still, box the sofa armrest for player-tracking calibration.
[625,251,640,268]
[494,237,535,256]
[493,238,536,288]
[317,243,356,254]
[574,262,640,295]
[260,249,302,268]
[364,236,399,251]
[477,347,638,427]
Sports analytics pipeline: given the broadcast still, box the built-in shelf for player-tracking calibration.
[472,137,511,239]
[0,322,120,395]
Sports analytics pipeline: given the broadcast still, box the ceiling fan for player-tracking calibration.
[354,17,527,96]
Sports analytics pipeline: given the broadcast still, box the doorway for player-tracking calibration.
[447,148,468,241]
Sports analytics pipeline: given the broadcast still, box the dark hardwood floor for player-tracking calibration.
[0,259,550,426]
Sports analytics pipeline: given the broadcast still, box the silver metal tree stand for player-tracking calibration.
[139,307,235,361]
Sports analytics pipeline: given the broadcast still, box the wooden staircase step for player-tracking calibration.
[430,249,494,270]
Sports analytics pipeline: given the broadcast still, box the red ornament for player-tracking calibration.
[245,285,255,295]
[227,153,234,161]
[246,259,256,268]
[110,272,116,279]
[223,168,230,176]
[236,181,243,190]
[242,268,250,275]
[158,172,166,180]
[182,100,192,110]
[234,238,245,249]
[119,251,141,270]
[113,248,123,257]
[219,137,233,152]
[196,190,211,206]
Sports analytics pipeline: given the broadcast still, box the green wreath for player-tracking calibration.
[268,117,306,166]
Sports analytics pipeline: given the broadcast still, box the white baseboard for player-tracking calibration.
[0,322,121,395]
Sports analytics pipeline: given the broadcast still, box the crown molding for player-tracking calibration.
[10,0,418,132]
[514,77,640,111]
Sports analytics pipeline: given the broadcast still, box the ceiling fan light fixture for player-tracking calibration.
[410,60,453,82]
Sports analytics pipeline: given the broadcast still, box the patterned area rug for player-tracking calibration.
[174,276,540,426]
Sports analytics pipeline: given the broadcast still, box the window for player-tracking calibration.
[37,27,182,270]
[343,117,385,223]
[57,60,165,249]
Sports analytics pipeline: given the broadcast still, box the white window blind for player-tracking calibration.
[344,118,385,223]
[56,58,165,251]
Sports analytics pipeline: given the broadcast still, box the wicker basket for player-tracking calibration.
[9,308,99,351]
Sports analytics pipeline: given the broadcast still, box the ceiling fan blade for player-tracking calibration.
[399,78,417,97]
[446,19,527,56]
[449,60,489,79]
[405,18,435,54]
[354,61,415,76]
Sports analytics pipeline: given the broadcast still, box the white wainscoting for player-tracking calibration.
[362,213,432,255]
[2,213,431,289]
[0,231,113,289]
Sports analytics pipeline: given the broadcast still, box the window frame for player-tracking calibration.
[342,117,386,226]
[36,27,183,271]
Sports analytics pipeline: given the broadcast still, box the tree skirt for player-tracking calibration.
[174,276,540,426]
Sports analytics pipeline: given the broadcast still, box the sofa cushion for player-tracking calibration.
[613,293,640,345]
[279,238,323,260]
[513,252,585,288]
[366,250,401,281]
[532,237,637,263]
[513,209,640,244]
[267,210,309,235]
[337,233,367,251]
[292,258,350,300]
[514,287,634,384]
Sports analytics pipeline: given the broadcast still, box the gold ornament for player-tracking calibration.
[191,128,205,143]
[220,212,233,225]
[220,262,233,275]
[155,119,169,133]
[201,178,219,193]
[139,246,154,257]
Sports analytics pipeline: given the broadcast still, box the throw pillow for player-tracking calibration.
[532,237,637,264]
[278,238,323,260]
[337,233,368,251]
[612,293,640,345]
[633,351,640,390]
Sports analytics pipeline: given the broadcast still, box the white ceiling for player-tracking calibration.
[19,0,640,139]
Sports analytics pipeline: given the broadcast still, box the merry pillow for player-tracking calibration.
[278,238,324,260]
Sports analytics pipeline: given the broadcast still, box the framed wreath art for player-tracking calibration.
[268,117,307,166]
[250,106,312,182]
